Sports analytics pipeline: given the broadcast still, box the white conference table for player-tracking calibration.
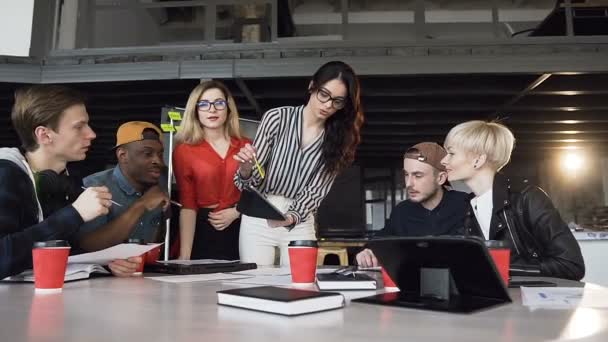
[1,275,607,342]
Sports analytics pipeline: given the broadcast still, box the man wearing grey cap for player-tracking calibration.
[356,142,468,267]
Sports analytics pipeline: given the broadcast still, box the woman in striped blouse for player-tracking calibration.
[234,61,364,266]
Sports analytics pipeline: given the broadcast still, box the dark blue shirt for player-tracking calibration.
[378,190,468,237]
[80,166,166,243]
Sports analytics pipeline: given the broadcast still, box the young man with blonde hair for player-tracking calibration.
[0,85,111,279]
[441,120,584,280]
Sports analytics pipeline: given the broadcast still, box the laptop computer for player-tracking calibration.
[353,237,512,314]
[146,260,257,275]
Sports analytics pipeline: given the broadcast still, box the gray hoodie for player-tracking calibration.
[0,148,43,223]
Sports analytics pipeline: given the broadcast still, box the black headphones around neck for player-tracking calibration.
[34,169,82,218]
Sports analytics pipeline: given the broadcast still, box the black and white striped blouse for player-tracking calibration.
[234,105,337,225]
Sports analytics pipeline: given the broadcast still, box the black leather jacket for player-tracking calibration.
[464,174,585,281]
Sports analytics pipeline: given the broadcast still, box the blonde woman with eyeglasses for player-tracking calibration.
[173,81,250,260]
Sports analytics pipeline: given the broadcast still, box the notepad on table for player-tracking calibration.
[316,272,377,291]
[217,286,345,316]
[3,264,110,283]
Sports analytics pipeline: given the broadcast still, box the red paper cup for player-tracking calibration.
[485,240,511,286]
[288,240,318,283]
[32,240,71,293]
[144,244,161,265]
[381,267,398,289]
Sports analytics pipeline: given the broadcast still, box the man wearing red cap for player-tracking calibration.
[79,121,170,276]
[356,142,468,267]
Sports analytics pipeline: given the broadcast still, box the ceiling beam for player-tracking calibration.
[235,78,263,118]
[493,73,552,116]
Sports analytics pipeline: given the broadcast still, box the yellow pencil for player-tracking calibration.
[253,155,265,179]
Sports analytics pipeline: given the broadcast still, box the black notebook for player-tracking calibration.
[217,286,345,316]
[316,273,377,291]
[147,260,257,275]
[237,185,286,220]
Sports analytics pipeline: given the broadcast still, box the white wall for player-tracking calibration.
[0,0,35,56]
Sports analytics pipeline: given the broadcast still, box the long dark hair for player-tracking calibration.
[309,61,364,174]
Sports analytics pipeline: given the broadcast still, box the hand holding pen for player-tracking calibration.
[73,186,113,222]
[233,143,265,179]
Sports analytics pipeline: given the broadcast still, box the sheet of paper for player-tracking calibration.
[522,287,583,308]
[521,286,608,309]
[159,259,239,265]
[229,267,291,276]
[146,273,251,284]
[67,243,162,265]
[223,274,294,286]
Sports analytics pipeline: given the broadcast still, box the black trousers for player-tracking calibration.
[191,208,240,260]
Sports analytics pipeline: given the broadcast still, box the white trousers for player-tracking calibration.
[239,195,316,266]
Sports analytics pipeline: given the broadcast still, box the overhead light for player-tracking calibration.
[561,151,584,172]
[562,146,581,150]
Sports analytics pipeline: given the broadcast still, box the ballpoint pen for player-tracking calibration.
[81,186,123,207]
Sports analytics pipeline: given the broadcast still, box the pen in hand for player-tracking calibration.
[80,186,123,207]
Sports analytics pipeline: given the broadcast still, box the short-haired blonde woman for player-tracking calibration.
[441,120,584,280]
[173,81,250,260]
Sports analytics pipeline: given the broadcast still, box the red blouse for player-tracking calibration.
[173,137,250,211]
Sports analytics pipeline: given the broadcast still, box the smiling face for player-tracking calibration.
[45,104,96,162]
[118,135,165,187]
[197,88,228,130]
[309,79,347,121]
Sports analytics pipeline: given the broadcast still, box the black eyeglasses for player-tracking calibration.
[315,88,346,110]
[404,147,427,162]
[197,99,227,111]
